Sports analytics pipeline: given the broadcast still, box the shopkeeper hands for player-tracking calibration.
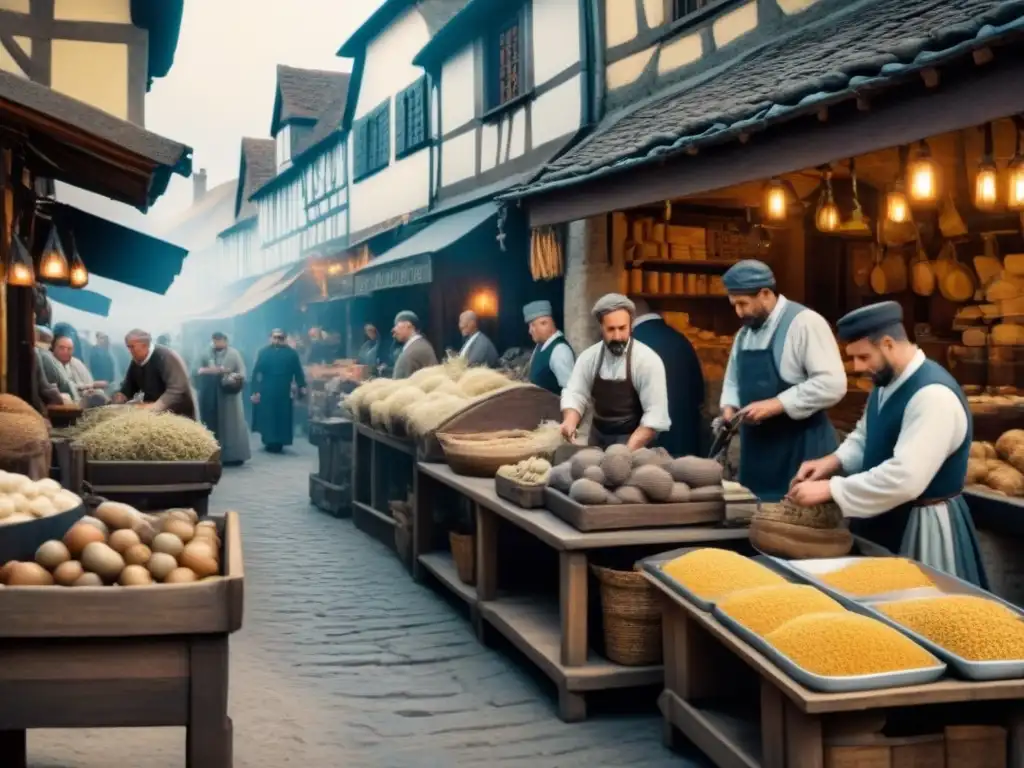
[738,397,784,424]
[788,480,833,507]
[112,392,127,404]
[791,454,842,486]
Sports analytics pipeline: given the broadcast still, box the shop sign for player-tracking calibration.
[354,254,432,295]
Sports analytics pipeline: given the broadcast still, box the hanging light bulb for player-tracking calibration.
[763,178,788,221]
[1008,121,1024,211]
[907,140,940,205]
[67,232,88,288]
[886,182,911,223]
[6,232,35,287]
[815,169,840,232]
[37,222,69,283]
[975,123,999,211]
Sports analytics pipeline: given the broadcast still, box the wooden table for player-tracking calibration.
[413,462,750,722]
[351,423,417,550]
[646,573,1024,768]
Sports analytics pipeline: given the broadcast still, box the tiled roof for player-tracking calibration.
[513,0,1024,198]
[296,74,352,157]
[418,0,474,36]
[413,0,502,67]
[275,65,350,127]
[238,137,276,220]
[337,0,414,57]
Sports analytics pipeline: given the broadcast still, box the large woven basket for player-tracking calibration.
[591,565,662,666]
[449,532,475,585]
[749,500,853,559]
[436,430,555,477]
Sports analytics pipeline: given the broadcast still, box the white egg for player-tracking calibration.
[52,490,82,513]
[27,495,56,518]
[34,478,62,498]
[78,515,109,535]
[0,496,14,519]
[7,493,28,515]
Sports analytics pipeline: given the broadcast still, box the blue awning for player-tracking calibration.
[53,201,188,294]
[353,202,497,296]
[46,285,112,317]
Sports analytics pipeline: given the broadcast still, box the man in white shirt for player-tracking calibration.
[790,301,987,587]
[457,310,499,368]
[719,259,845,501]
[522,300,574,395]
[560,294,670,449]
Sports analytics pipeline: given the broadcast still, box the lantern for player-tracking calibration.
[763,178,788,221]
[886,183,911,224]
[907,141,940,205]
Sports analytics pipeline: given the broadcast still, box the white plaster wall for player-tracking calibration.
[441,131,476,187]
[354,9,429,118]
[532,0,581,86]
[509,109,527,160]
[531,74,581,147]
[440,44,475,131]
[480,122,498,173]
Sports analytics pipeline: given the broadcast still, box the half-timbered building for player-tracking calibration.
[217,139,276,285]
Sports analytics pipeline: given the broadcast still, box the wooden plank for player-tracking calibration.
[412,466,434,582]
[475,504,498,602]
[419,463,748,551]
[1010,707,1024,768]
[546,486,723,532]
[418,552,477,605]
[0,678,188,728]
[760,679,786,768]
[356,422,415,455]
[352,500,397,529]
[559,551,588,667]
[186,636,232,768]
[660,690,761,768]
[0,639,188,681]
[784,701,823,768]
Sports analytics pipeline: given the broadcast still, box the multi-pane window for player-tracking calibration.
[353,100,391,181]
[673,0,708,19]
[396,77,428,158]
[486,10,525,111]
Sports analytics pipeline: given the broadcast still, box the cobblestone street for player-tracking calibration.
[30,438,707,768]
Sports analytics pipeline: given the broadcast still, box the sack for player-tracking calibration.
[220,373,244,394]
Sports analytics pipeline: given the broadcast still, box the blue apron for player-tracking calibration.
[737,301,837,502]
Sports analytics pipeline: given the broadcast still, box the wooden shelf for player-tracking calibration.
[631,259,738,274]
[417,552,477,605]
[479,597,662,693]
[352,500,397,528]
[661,691,761,768]
[355,423,414,456]
[629,293,725,301]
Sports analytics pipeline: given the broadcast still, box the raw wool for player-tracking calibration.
[379,386,427,431]
[0,394,39,419]
[458,367,511,397]
[668,456,723,488]
[569,478,608,505]
[570,448,605,479]
[432,378,467,398]
[438,423,563,458]
[717,584,846,636]
[615,485,647,504]
[75,410,218,461]
[417,373,451,393]
[819,557,935,597]
[599,452,632,486]
[662,548,786,600]
[442,355,469,381]
[408,364,447,386]
[53,403,132,438]
[549,462,574,492]
[765,613,937,676]
[625,465,674,502]
[405,394,468,437]
[345,378,393,417]
[582,465,607,485]
[877,595,1024,661]
[0,412,50,461]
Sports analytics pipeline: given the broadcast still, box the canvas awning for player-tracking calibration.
[195,263,303,321]
[52,201,188,294]
[353,202,497,296]
[46,285,112,317]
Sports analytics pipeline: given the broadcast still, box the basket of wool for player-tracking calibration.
[0,397,52,480]
[748,498,853,559]
[436,424,562,477]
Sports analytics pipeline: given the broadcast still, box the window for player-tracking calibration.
[276,125,292,170]
[395,77,429,158]
[352,100,391,181]
[673,0,709,19]
[486,10,525,111]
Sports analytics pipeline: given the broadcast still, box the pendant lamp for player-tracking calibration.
[67,232,88,288]
[7,231,35,287]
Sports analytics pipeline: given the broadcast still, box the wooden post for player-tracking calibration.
[0,148,10,394]
[559,551,588,666]
[186,636,232,768]
[0,730,26,768]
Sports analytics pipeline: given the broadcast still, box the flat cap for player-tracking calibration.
[592,293,635,321]
[523,300,552,324]
[836,301,904,342]
[722,259,776,294]
[394,310,420,328]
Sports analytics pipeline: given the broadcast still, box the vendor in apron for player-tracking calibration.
[523,300,575,396]
[559,293,670,449]
[790,301,988,588]
[719,259,846,502]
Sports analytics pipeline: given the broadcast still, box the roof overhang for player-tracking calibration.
[337,0,414,57]
[413,0,519,69]
[46,284,112,318]
[217,215,258,240]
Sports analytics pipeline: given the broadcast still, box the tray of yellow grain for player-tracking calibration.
[767,555,1024,680]
[715,609,946,693]
[639,546,788,611]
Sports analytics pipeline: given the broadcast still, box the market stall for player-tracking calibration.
[643,548,1024,768]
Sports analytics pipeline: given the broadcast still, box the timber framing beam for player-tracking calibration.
[0,35,32,78]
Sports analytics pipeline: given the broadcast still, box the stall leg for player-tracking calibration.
[412,470,433,583]
[186,636,232,768]
[474,503,498,641]
[558,687,587,723]
[0,729,26,768]
[760,679,786,768]
[559,551,588,667]
[1010,708,1024,768]
[784,700,823,768]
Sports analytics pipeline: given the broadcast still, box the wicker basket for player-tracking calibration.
[591,564,663,666]
[449,531,475,585]
[436,430,556,477]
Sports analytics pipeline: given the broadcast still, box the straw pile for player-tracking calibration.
[74,409,218,461]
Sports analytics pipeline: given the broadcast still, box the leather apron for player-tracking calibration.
[589,341,643,449]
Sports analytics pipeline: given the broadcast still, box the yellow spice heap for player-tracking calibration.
[765,612,937,677]
[662,548,786,601]
[819,558,935,597]
[878,595,1024,662]
[717,584,847,636]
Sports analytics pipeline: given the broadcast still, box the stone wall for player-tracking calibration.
[563,215,624,351]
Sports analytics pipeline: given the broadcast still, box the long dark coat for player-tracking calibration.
[252,344,306,447]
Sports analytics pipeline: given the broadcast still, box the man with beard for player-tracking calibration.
[560,294,669,449]
[522,300,574,395]
[789,301,987,587]
[719,259,845,501]
[392,311,437,379]
[251,329,307,453]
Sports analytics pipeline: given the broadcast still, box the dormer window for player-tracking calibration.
[485,7,527,112]
[277,125,292,170]
[673,0,709,19]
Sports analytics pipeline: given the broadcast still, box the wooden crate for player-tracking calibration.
[0,511,244,768]
[545,487,724,532]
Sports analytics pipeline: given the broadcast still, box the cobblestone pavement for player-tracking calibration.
[31,438,709,768]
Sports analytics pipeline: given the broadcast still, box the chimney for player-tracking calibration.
[193,168,208,204]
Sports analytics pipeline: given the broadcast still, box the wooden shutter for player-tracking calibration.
[353,118,367,179]
[395,90,407,157]
[376,103,390,169]
[408,78,426,151]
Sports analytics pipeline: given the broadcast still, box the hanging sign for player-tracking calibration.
[354,253,432,296]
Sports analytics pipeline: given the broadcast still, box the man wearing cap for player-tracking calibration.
[457,310,499,368]
[790,301,987,587]
[392,311,437,379]
[632,298,705,457]
[560,294,670,449]
[522,300,574,395]
[719,259,845,501]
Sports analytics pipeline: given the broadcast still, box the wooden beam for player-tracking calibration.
[0,35,32,78]
[0,8,146,46]
[921,67,940,88]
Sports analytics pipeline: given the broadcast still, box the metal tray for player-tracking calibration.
[712,608,947,693]
[639,546,778,612]
[768,556,1024,681]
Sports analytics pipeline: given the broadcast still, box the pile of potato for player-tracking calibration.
[966,430,1024,496]
[0,471,82,525]
[0,501,221,587]
[496,457,552,486]
[548,445,723,505]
